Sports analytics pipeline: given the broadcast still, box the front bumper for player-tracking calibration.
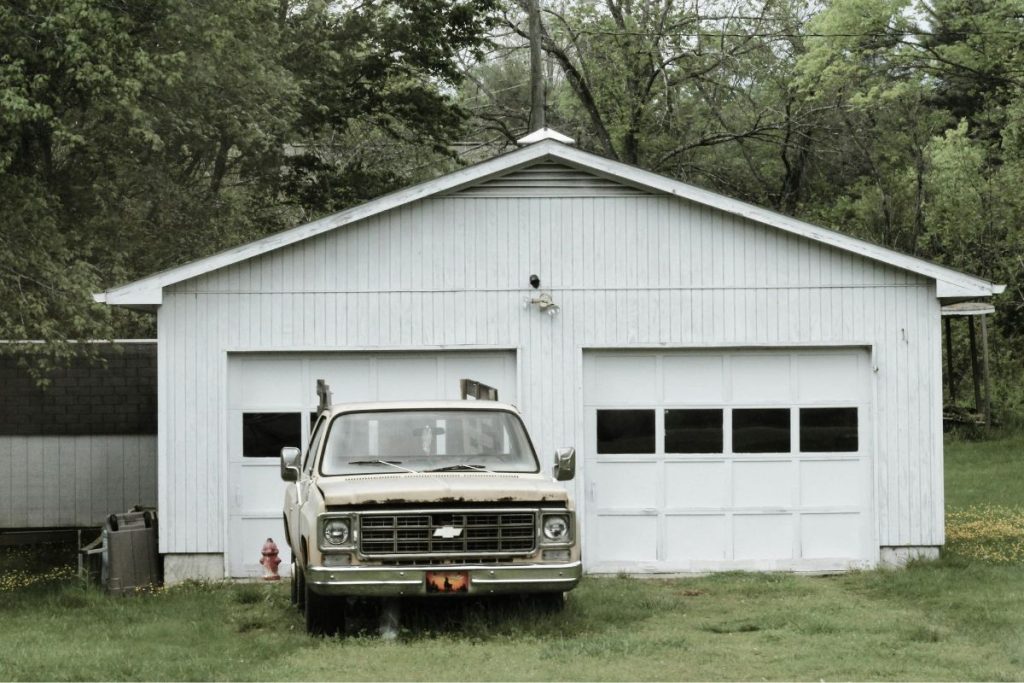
[305,561,582,597]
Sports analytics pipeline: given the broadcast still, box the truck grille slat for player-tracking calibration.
[358,510,537,558]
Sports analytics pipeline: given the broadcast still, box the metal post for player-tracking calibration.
[316,379,332,414]
[968,317,982,415]
[981,314,992,427]
[527,0,546,131]
[945,316,956,402]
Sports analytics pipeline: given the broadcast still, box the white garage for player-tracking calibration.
[583,349,874,572]
[226,351,516,577]
[97,130,1001,580]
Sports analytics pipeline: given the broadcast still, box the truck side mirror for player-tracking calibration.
[553,448,575,481]
[280,446,301,482]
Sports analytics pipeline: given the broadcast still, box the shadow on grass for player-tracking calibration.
[341,594,585,640]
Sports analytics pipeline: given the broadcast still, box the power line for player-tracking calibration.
[558,27,1024,39]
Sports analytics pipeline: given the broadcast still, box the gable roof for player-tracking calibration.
[96,138,1002,309]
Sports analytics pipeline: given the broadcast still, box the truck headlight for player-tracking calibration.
[542,514,569,541]
[323,518,351,545]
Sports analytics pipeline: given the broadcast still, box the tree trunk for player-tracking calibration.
[210,134,231,195]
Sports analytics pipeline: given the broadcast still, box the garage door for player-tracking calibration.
[226,351,517,578]
[583,349,875,573]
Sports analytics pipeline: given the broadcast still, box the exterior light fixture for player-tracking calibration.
[523,292,560,316]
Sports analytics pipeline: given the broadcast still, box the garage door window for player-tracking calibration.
[732,408,791,453]
[799,407,858,452]
[597,409,655,454]
[665,409,723,453]
[242,412,302,458]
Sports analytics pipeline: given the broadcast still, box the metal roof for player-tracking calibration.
[96,135,1003,309]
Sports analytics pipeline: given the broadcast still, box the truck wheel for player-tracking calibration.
[304,580,342,636]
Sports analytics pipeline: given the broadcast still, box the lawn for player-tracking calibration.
[0,434,1021,681]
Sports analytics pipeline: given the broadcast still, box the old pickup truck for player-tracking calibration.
[280,385,581,635]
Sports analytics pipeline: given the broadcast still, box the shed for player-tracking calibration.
[96,131,1001,581]
[0,341,157,535]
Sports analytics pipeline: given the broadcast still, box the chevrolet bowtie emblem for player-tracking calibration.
[433,526,463,539]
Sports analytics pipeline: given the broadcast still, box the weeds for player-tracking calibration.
[945,505,1024,563]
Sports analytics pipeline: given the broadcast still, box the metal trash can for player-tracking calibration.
[102,508,160,595]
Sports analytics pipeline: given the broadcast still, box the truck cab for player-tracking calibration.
[280,398,581,634]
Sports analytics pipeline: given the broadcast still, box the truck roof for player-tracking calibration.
[322,400,521,415]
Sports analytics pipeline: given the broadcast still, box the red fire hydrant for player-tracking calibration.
[260,538,282,581]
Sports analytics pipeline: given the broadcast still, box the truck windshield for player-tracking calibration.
[320,410,540,476]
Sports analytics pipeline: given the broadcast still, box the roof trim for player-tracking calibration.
[98,139,1001,305]
[517,127,576,145]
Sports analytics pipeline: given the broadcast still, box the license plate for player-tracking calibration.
[425,571,469,593]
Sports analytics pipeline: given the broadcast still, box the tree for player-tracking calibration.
[0,0,500,380]
[280,0,499,215]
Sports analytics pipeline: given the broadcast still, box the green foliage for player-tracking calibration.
[0,0,497,380]
[468,0,1024,419]
[5,0,1024,413]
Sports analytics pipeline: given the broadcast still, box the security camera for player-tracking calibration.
[529,274,541,289]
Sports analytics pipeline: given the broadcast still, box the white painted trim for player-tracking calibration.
[573,344,587,570]
[867,346,881,567]
[586,559,876,574]
[97,140,1001,304]
[156,315,169,554]
[581,341,875,350]
[517,128,576,145]
[221,344,521,353]
[219,349,231,576]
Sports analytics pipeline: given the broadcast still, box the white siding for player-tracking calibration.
[0,436,157,528]
[159,188,942,556]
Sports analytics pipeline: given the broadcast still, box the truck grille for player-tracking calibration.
[358,511,537,558]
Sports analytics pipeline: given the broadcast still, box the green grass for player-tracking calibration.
[944,432,1024,564]
[945,431,1024,507]
[0,434,1021,681]
[0,568,1022,681]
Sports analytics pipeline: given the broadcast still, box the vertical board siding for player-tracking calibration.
[164,193,942,554]
[0,436,157,528]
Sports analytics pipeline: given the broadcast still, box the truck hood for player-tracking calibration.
[315,472,570,507]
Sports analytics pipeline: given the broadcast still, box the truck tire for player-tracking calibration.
[304,580,342,636]
[289,558,298,606]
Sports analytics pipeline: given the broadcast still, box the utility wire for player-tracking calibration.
[556,27,1024,38]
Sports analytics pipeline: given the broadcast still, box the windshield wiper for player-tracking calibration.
[347,459,419,474]
[424,464,491,473]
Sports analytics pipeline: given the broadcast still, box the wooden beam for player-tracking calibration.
[945,316,956,402]
[969,317,982,413]
[981,314,992,427]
